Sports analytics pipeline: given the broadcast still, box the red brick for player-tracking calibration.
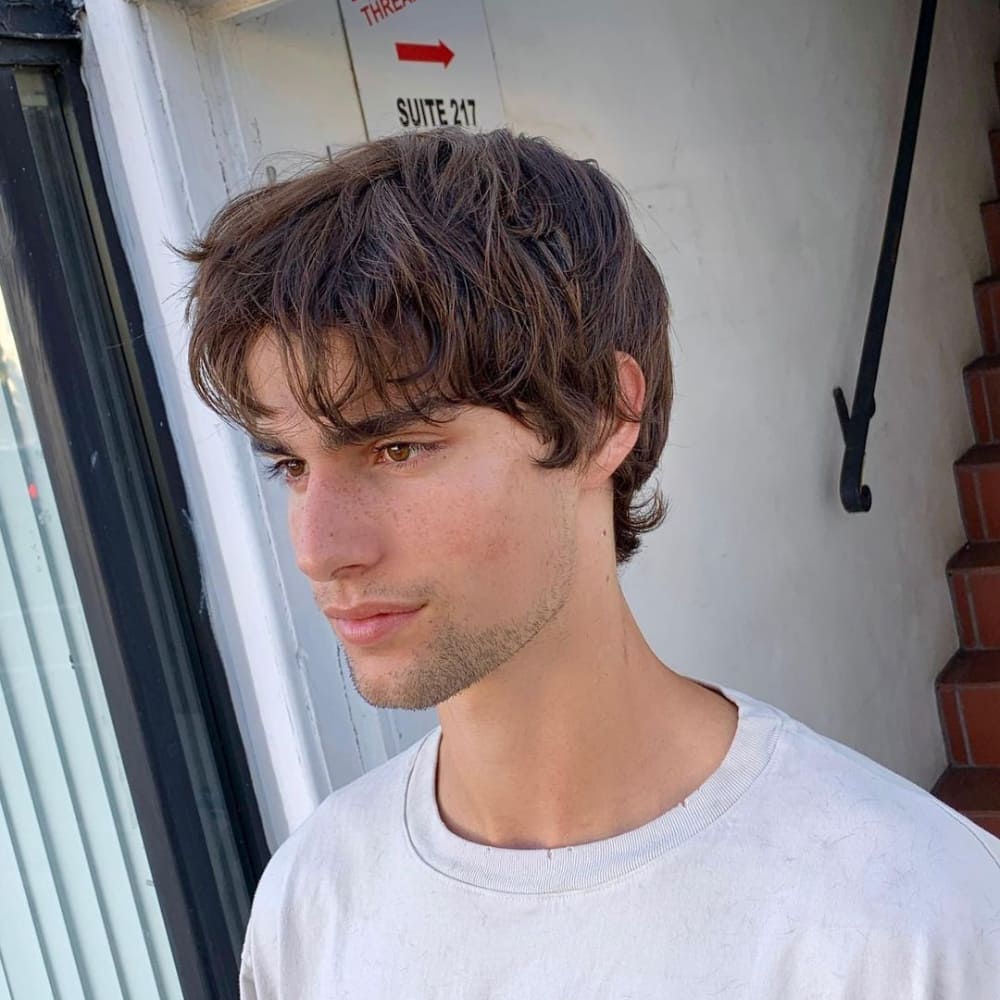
[959,686,1000,766]
[967,571,1000,647]
[991,131,1000,195]
[985,371,1000,441]
[971,813,1000,837]
[983,203,1000,275]
[938,649,1000,686]
[966,371,992,443]
[979,466,1000,539]
[974,281,1000,355]
[964,362,1000,442]
[949,571,978,648]
[937,685,970,765]
[956,467,986,541]
[932,764,1000,816]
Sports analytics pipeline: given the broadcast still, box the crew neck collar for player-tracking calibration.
[403,682,785,894]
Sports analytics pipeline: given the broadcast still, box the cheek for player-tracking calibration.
[424,458,571,570]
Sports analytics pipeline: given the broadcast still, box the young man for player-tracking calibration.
[184,127,1000,998]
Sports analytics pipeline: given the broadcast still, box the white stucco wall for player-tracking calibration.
[578,1,996,787]
[82,0,999,843]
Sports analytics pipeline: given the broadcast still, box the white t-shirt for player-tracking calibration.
[240,683,1000,998]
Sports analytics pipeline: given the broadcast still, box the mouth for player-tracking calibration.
[323,605,424,647]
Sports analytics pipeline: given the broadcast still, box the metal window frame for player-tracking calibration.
[0,27,268,1000]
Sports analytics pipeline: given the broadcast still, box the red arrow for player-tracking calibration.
[395,40,454,68]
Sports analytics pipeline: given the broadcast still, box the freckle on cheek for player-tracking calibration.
[481,529,512,562]
[453,507,511,563]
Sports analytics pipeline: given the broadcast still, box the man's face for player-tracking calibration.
[246,335,581,710]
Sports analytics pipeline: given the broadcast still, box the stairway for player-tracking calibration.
[931,63,1000,837]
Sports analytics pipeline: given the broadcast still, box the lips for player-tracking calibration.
[322,604,424,646]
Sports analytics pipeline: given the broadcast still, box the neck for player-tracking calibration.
[434,572,738,850]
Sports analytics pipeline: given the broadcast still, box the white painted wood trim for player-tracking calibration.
[77,0,345,846]
[167,0,297,24]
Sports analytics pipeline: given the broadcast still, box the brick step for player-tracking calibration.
[954,444,1000,540]
[945,542,1000,649]
[973,278,1000,356]
[963,355,1000,443]
[991,129,1000,194]
[983,201,1000,277]
[936,651,1000,765]
[931,765,1000,839]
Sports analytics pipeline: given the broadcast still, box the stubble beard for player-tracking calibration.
[345,513,578,711]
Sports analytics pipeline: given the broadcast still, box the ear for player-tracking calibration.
[583,352,646,487]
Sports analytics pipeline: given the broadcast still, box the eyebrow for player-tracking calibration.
[249,408,456,457]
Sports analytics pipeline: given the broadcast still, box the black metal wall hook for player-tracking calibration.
[833,0,936,513]
[834,387,873,512]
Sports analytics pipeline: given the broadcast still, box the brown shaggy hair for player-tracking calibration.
[183,127,672,563]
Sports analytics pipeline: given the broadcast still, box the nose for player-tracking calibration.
[289,474,381,582]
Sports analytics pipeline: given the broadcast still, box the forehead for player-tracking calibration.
[245,330,374,426]
[245,333,465,451]
[245,333,315,408]
[246,328,427,413]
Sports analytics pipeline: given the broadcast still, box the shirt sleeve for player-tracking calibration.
[238,938,258,1000]
[931,823,1000,997]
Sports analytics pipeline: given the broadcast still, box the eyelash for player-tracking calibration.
[261,441,441,484]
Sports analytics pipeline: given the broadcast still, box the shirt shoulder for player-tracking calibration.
[749,709,998,963]
[770,711,1000,870]
[240,732,431,996]
[724,688,998,863]
[716,696,1000,994]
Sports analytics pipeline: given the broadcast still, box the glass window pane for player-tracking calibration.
[0,59,262,999]
[0,282,184,999]
[15,60,256,966]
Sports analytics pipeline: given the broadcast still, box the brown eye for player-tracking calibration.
[383,443,412,463]
[263,458,307,484]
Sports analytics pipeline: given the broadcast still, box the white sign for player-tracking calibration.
[337,0,506,139]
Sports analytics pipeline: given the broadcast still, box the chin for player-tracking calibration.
[347,653,434,711]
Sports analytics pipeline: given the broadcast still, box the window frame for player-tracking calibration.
[0,28,268,1000]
